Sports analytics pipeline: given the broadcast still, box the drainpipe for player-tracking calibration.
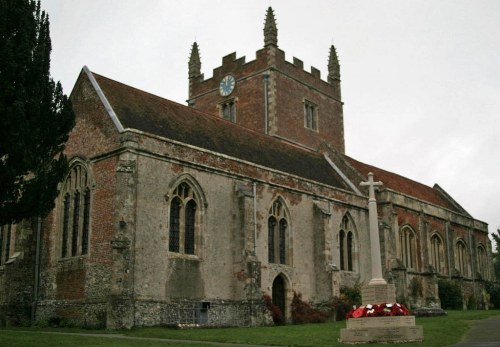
[31,217,42,325]
[253,182,257,255]
[263,72,269,135]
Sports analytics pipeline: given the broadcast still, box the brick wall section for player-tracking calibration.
[56,269,85,300]
[66,70,122,157]
[35,69,121,323]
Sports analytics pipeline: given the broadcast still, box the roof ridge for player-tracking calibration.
[91,70,319,156]
[343,154,435,190]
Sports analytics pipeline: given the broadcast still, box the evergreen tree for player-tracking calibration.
[492,229,500,281]
[0,0,75,225]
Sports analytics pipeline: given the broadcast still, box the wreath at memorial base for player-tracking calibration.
[346,303,411,319]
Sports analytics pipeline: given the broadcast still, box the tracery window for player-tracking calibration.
[400,226,417,270]
[477,245,488,280]
[339,215,356,271]
[455,239,469,277]
[60,163,92,258]
[0,224,12,265]
[268,198,289,265]
[430,233,444,273]
[168,182,199,255]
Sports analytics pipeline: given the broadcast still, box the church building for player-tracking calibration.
[0,8,494,328]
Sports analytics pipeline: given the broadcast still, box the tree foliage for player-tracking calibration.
[0,0,74,225]
[492,229,500,281]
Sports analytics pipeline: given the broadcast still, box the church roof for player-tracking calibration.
[344,155,463,213]
[86,70,351,191]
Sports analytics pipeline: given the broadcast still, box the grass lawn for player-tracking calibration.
[1,310,499,347]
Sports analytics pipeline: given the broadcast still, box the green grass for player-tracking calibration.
[1,310,499,347]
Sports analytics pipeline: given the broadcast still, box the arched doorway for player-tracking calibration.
[272,275,286,317]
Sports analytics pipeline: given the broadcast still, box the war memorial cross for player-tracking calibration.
[360,172,386,285]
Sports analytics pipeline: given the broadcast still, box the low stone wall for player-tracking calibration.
[134,299,263,327]
[36,299,107,328]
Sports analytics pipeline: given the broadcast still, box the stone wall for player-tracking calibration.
[36,300,107,328]
[134,299,263,327]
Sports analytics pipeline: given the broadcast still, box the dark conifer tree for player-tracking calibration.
[0,0,75,225]
[493,229,500,281]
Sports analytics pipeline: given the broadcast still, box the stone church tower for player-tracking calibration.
[0,7,494,328]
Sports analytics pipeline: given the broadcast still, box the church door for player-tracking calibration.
[272,275,286,317]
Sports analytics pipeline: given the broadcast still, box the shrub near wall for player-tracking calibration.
[485,282,500,309]
[262,294,284,325]
[331,285,362,321]
[290,292,328,324]
[438,279,463,309]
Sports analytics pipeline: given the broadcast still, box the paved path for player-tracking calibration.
[449,315,500,347]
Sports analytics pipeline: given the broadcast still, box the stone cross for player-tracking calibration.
[360,172,386,285]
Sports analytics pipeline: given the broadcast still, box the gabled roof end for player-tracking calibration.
[82,65,125,133]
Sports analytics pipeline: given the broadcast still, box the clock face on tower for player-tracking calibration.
[219,75,236,96]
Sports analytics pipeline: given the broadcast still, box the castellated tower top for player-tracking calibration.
[187,7,345,153]
[264,7,278,47]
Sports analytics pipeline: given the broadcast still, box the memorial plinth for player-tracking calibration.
[339,173,423,344]
[361,283,396,305]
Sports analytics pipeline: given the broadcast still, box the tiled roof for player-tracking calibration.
[90,72,350,191]
[344,155,460,212]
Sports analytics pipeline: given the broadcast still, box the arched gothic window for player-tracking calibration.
[430,233,445,274]
[400,226,417,270]
[477,245,488,280]
[60,163,92,258]
[339,215,356,271]
[168,182,199,255]
[455,239,469,277]
[268,199,289,265]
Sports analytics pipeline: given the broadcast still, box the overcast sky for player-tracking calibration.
[41,0,500,237]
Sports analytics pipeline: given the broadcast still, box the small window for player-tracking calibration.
[400,226,417,270]
[304,100,318,131]
[477,245,488,280]
[339,215,357,271]
[456,240,469,277]
[219,99,236,122]
[430,233,444,274]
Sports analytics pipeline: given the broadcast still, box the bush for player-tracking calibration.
[331,284,362,321]
[291,292,328,324]
[262,294,284,325]
[485,282,500,308]
[438,279,463,309]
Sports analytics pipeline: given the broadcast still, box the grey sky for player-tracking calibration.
[41,0,500,236]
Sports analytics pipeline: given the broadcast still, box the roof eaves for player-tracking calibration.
[123,128,356,196]
[83,66,124,132]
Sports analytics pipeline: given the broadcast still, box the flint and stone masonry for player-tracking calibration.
[0,7,493,328]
